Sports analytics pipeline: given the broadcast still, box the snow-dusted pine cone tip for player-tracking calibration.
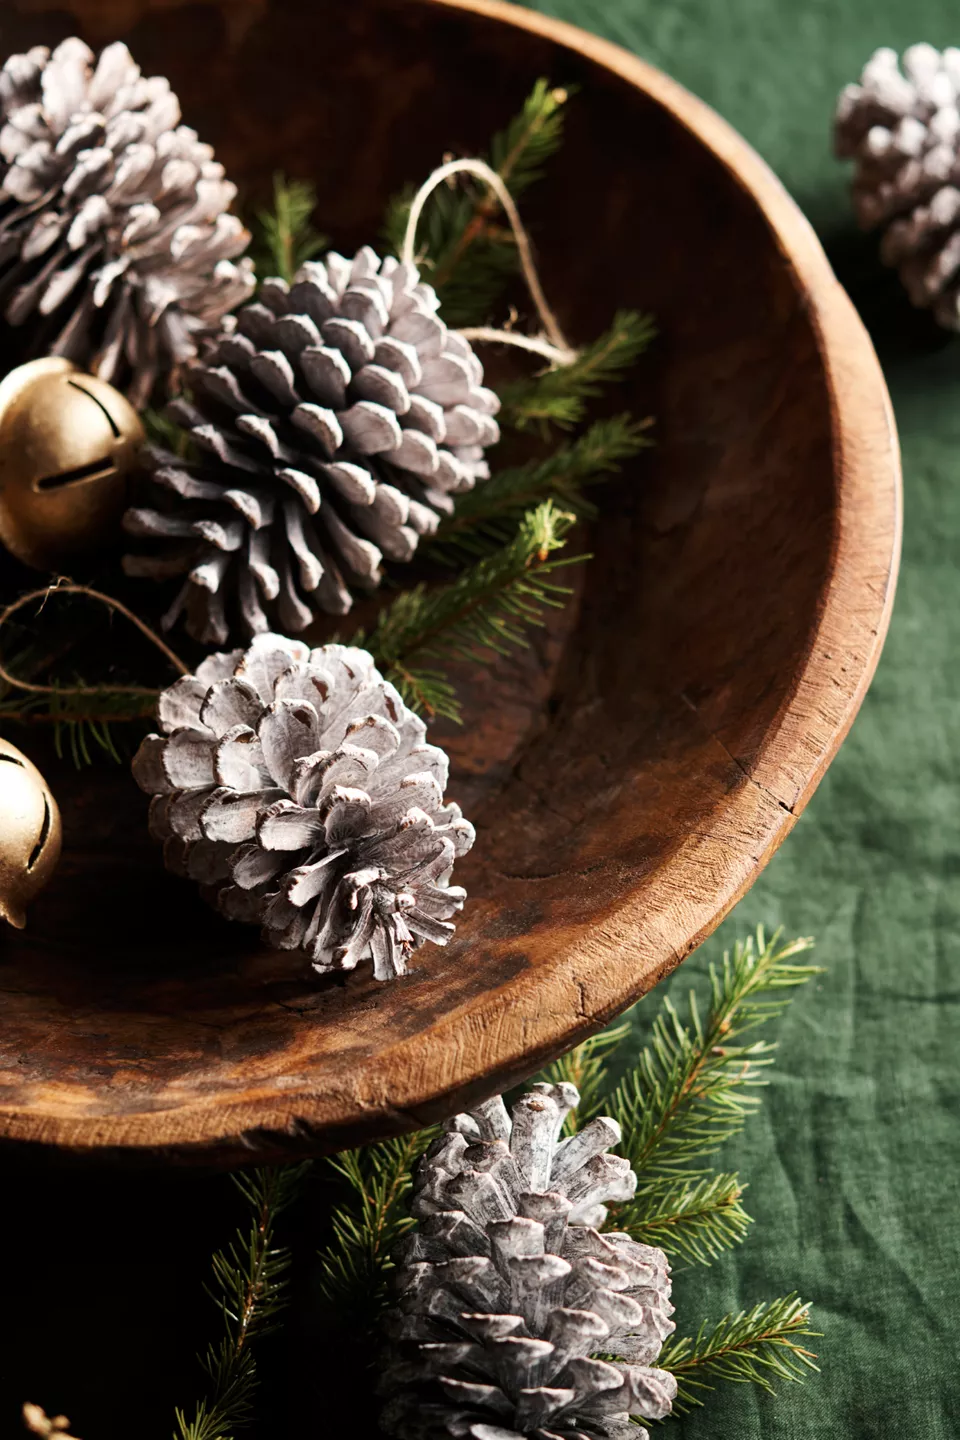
[0,37,254,404]
[122,245,501,646]
[381,1083,677,1440]
[835,43,960,328]
[131,633,474,981]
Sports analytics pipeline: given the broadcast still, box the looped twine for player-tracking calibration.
[401,157,578,368]
[0,580,188,703]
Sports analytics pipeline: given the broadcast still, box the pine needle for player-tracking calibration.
[8,693,153,768]
[658,1295,820,1410]
[540,1022,631,1133]
[428,414,651,564]
[174,1164,307,1440]
[626,1172,752,1266]
[383,78,570,325]
[316,1130,437,1336]
[365,500,580,721]
[610,928,819,1186]
[252,173,327,284]
[501,309,656,434]
[599,928,819,1261]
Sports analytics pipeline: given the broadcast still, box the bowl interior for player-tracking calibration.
[0,0,896,1161]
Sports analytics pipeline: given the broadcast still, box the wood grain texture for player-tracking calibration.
[0,0,901,1163]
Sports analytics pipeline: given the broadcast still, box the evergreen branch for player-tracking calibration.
[488,78,572,200]
[252,173,327,284]
[174,1164,307,1440]
[427,415,651,564]
[365,501,581,721]
[617,1172,752,1266]
[317,1129,437,1335]
[501,310,656,434]
[0,687,155,768]
[608,928,819,1193]
[657,1295,820,1410]
[384,79,569,325]
[540,1022,631,1133]
[0,621,157,768]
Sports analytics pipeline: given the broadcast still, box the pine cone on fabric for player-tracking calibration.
[0,37,254,405]
[835,43,960,327]
[131,632,474,980]
[122,246,501,645]
[381,1083,677,1440]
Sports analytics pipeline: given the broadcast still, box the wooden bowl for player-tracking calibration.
[0,0,900,1163]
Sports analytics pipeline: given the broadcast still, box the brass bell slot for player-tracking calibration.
[34,379,124,491]
[0,753,24,765]
[27,794,51,871]
[36,455,118,491]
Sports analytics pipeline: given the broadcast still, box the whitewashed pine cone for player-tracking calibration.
[131,633,474,980]
[0,37,254,404]
[835,43,960,327]
[381,1083,677,1440]
[122,245,501,645]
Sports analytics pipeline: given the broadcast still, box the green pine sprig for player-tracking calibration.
[427,414,651,564]
[0,690,154,768]
[605,928,819,1260]
[658,1294,820,1410]
[540,1021,631,1134]
[364,499,581,721]
[252,173,327,284]
[384,78,570,326]
[610,928,819,1185]
[500,309,656,434]
[174,1164,307,1440]
[624,1172,752,1267]
[316,1129,437,1335]
[0,632,157,769]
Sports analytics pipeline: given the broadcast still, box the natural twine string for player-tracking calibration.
[401,157,578,367]
[0,581,188,701]
[0,170,572,708]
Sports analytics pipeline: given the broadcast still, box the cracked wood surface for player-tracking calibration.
[0,0,901,1163]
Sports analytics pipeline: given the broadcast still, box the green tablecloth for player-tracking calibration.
[516,0,959,1433]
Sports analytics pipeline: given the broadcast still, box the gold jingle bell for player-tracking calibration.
[0,357,143,570]
[0,736,61,929]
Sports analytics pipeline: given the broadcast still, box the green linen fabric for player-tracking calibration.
[516,0,960,1434]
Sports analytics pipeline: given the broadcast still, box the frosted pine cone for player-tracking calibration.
[122,246,500,645]
[0,37,254,404]
[381,1083,677,1440]
[835,43,960,327]
[131,632,474,980]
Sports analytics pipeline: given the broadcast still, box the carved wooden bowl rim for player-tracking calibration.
[0,0,902,1163]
